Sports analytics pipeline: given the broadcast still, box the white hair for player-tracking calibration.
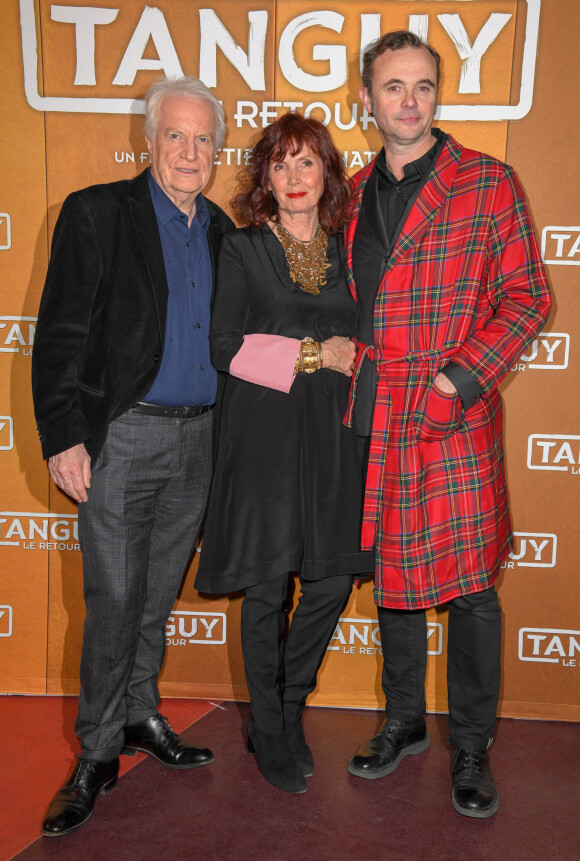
[144,76,226,149]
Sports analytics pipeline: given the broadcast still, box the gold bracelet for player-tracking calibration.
[294,337,323,374]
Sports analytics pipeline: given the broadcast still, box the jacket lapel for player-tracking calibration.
[345,161,374,300]
[205,207,221,302]
[128,171,168,341]
[385,136,462,273]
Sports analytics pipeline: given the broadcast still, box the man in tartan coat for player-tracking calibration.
[345,31,551,818]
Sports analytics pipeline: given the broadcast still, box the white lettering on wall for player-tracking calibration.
[112,6,183,85]
[438,12,511,93]
[278,11,346,92]
[20,1,541,120]
[50,5,119,86]
[199,9,267,90]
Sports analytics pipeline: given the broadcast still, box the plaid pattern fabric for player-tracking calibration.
[345,136,552,610]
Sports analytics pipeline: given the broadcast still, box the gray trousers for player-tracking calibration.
[76,408,212,760]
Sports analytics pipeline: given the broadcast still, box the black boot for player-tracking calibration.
[348,715,429,779]
[452,749,499,818]
[42,756,119,837]
[285,721,314,778]
[123,713,213,769]
[247,721,307,794]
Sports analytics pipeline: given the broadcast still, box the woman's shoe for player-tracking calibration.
[284,721,314,777]
[247,721,307,794]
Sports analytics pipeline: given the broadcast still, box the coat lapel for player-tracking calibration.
[205,203,222,301]
[385,136,462,273]
[128,171,168,341]
[345,161,374,300]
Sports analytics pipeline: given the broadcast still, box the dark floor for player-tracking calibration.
[10,702,579,861]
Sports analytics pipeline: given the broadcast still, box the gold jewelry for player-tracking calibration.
[276,223,330,295]
[294,337,323,374]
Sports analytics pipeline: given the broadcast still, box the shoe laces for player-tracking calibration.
[154,713,175,734]
[381,718,406,741]
[459,750,482,771]
[71,756,97,787]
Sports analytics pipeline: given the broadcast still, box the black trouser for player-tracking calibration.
[378,587,501,750]
[240,574,353,733]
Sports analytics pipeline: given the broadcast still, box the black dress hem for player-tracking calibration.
[195,550,374,594]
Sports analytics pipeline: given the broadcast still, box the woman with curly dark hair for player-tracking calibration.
[196,112,372,794]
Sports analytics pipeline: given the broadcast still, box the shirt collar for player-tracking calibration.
[376,127,447,183]
[147,168,209,232]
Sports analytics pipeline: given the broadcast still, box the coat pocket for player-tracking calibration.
[412,382,464,443]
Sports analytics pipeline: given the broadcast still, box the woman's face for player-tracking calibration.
[267,145,325,223]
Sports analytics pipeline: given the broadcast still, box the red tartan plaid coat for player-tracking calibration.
[345,135,551,610]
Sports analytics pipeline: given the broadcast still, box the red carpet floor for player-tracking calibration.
[2,698,578,860]
[0,696,215,860]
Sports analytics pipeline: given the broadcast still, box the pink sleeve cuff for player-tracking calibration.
[229,334,300,393]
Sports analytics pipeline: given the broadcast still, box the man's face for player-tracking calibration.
[360,46,437,150]
[146,95,217,211]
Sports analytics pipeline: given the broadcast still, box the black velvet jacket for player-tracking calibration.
[32,169,234,460]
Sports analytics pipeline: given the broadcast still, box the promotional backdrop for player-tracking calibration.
[1,0,578,721]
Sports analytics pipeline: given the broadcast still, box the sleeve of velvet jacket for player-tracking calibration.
[443,165,552,397]
[31,192,102,459]
[210,232,300,391]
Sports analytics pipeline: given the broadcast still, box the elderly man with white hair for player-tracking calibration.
[32,77,233,837]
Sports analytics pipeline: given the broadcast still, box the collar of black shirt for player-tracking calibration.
[375,127,447,185]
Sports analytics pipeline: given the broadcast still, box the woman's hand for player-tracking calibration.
[320,336,356,377]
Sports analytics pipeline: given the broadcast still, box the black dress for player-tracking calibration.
[195,225,373,593]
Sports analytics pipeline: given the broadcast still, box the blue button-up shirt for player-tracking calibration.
[143,170,216,406]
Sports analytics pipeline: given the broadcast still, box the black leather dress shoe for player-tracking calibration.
[122,713,214,769]
[452,748,499,818]
[347,715,430,779]
[42,756,119,837]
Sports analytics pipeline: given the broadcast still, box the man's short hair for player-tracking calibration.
[361,30,441,95]
[144,76,226,149]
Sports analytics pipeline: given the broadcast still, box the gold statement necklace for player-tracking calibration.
[276,223,330,296]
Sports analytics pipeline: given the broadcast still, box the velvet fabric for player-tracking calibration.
[32,169,233,461]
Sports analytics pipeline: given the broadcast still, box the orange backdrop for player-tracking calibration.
[1,0,578,722]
